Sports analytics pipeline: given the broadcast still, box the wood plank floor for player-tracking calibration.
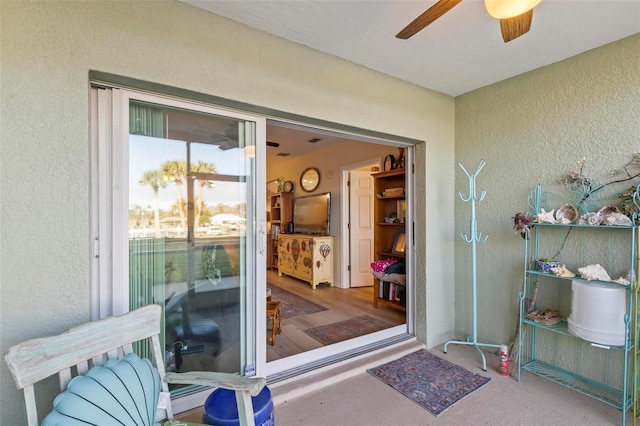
[266,269,405,361]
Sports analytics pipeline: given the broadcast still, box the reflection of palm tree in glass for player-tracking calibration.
[191,161,217,232]
[139,170,166,237]
[162,160,186,232]
[171,200,187,222]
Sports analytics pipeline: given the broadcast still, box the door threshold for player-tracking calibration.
[269,337,423,405]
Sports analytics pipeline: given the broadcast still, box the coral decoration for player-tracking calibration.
[513,212,533,238]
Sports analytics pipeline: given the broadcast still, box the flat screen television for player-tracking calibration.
[293,192,331,235]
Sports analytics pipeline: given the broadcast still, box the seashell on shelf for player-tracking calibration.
[578,264,611,281]
[597,205,621,217]
[526,309,562,325]
[535,208,557,224]
[555,204,579,224]
[601,212,633,226]
[612,275,631,286]
[578,212,602,226]
[550,264,576,278]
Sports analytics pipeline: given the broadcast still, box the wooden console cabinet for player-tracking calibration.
[277,234,334,289]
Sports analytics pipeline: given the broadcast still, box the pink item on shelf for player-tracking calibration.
[370,258,398,274]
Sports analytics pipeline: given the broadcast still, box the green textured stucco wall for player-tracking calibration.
[454,33,640,349]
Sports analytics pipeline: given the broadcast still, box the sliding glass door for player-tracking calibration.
[92,87,267,407]
[92,83,414,411]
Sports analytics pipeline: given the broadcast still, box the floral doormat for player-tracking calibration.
[367,349,490,416]
[304,315,390,345]
[267,285,328,319]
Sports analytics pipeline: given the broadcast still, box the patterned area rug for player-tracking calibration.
[304,315,389,345]
[368,349,490,416]
[267,284,328,319]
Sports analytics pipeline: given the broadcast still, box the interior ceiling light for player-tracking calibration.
[242,145,256,158]
[484,0,541,19]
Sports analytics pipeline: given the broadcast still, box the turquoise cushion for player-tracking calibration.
[42,353,161,426]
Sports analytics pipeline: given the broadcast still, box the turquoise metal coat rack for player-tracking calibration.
[444,160,502,371]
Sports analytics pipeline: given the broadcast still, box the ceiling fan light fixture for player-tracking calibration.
[485,0,541,19]
[242,145,256,158]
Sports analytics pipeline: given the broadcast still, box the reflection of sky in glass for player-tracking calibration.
[129,135,250,210]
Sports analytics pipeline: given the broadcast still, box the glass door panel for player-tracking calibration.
[125,98,262,385]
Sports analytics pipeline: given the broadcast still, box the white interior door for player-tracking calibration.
[349,170,375,287]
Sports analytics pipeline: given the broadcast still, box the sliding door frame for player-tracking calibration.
[90,71,421,388]
[91,84,267,412]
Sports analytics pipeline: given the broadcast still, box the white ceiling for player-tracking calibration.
[183,0,640,97]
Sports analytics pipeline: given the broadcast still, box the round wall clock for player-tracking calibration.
[383,154,395,171]
[300,167,320,192]
[282,180,294,192]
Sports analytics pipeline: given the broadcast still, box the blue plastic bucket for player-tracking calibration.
[203,386,274,426]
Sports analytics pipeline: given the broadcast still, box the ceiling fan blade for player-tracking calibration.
[266,141,280,147]
[396,0,463,39]
[500,9,533,43]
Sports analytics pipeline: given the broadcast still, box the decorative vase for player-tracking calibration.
[536,259,559,273]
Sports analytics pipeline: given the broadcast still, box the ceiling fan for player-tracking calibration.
[397,0,542,43]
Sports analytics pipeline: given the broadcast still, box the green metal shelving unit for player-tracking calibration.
[516,182,640,426]
[634,261,639,426]
[634,225,640,426]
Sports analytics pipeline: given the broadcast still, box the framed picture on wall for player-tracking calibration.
[392,232,406,255]
[267,179,279,197]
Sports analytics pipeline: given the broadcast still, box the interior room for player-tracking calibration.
[263,122,408,363]
[1,1,639,425]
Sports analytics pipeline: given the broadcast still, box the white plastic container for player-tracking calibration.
[567,279,627,346]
